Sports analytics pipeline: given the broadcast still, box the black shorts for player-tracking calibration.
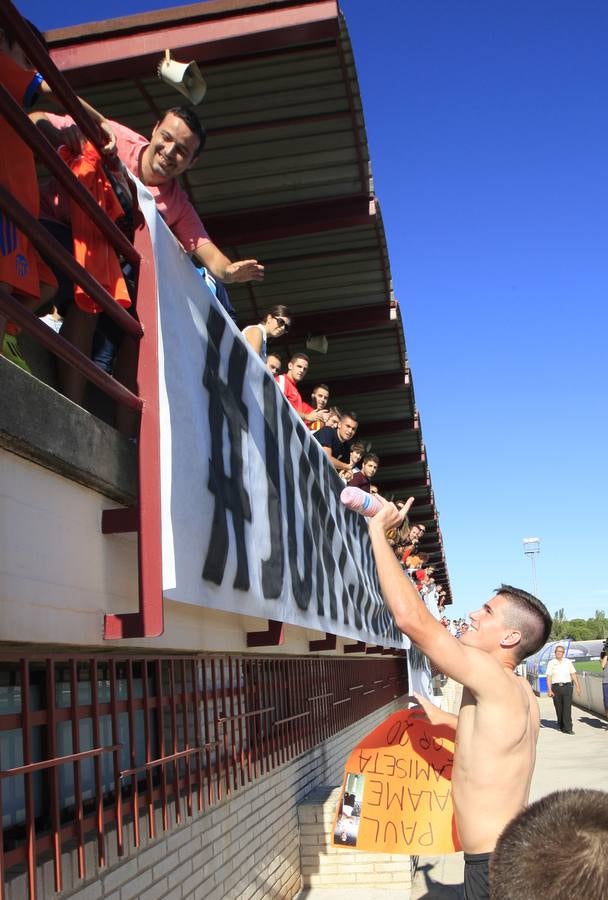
[464,851,492,900]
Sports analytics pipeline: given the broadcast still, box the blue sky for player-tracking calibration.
[17,0,608,621]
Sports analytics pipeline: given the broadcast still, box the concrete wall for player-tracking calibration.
[0,447,369,656]
[4,696,407,900]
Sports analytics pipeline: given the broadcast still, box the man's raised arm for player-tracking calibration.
[368,501,504,699]
[193,242,263,284]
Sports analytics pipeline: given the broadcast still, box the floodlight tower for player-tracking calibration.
[523,537,540,596]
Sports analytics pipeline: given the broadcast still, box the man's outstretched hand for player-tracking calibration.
[409,692,458,733]
[223,259,265,283]
[410,692,445,726]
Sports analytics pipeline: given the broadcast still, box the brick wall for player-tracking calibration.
[7,695,408,900]
[299,786,413,891]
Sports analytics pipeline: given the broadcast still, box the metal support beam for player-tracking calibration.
[344,641,366,654]
[375,475,430,493]
[327,370,408,398]
[309,633,337,652]
[246,620,284,647]
[102,508,138,534]
[205,194,376,246]
[377,450,426,469]
[273,302,394,341]
[48,0,340,86]
[360,413,419,437]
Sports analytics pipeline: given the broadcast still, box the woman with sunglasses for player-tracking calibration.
[242,305,291,361]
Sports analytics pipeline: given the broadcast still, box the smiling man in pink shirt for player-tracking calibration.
[37,106,263,282]
[33,106,264,403]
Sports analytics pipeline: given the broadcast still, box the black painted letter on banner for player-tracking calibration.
[202,306,252,590]
[261,374,284,599]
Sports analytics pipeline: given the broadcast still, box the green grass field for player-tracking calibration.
[574,660,602,673]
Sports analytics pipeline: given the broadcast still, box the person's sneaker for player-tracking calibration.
[2,333,32,374]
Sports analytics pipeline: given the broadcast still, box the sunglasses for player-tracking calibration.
[275,316,290,331]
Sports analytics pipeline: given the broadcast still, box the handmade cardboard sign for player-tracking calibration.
[332,707,461,854]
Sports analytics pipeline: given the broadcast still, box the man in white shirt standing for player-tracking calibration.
[546,645,581,734]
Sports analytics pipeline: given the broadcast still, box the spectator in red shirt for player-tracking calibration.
[0,20,114,372]
[275,352,326,426]
[400,523,426,564]
[302,382,330,432]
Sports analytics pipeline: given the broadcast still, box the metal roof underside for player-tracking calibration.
[45,0,452,599]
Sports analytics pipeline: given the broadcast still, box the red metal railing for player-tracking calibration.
[0,653,408,899]
[0,2,163,638]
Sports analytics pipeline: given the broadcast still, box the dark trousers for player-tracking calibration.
[552,682,573,732]
[464,852,491,900]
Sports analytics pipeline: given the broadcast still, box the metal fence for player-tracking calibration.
[0,653,407,898]
[573,671,607,720]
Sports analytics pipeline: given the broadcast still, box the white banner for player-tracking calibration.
[136,182,408,649]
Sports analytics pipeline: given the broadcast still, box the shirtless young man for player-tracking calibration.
[368,500,552,900]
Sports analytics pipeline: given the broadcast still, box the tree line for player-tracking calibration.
[550,608,608,642]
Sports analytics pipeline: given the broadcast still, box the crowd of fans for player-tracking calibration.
[440,616,470,637]
[1,15,445,607]
[266,342,447,608]
[8,22,608,900]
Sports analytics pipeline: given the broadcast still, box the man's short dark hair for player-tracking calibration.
[313,383,329,393]
[494,584,552,663]
[490,789,608,900]
[289,352,309,364]
[341,411,358,422]
[363,452,379,465]
[162,106,206,154]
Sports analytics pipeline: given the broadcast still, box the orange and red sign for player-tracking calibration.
[332,707,461,854]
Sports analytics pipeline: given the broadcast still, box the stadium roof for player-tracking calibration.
[46,0,452,599]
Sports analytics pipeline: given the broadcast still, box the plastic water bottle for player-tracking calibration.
[340,486,383,517]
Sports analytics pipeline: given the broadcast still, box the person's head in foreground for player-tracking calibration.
[490,788,608,900]
[267,353,282,375]
[261,305,291,338]
[459,584,552,665]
